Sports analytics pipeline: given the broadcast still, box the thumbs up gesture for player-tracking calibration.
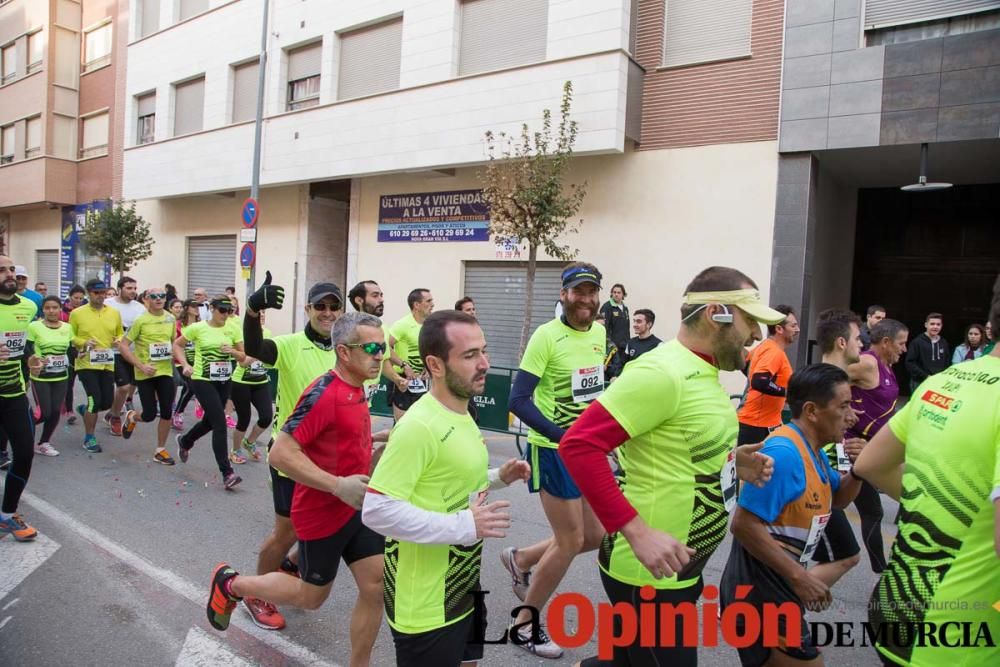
[247,270,285,312]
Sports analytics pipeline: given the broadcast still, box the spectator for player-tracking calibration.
[454,296,476,317]
[14,266,43,318]
[951,323,986,364]
[34,282,47,296]
[225,286,240,316]
[859,304,886,351]
[622,308,661,364]
[61,284,86,322]
[599,283,629,352]
[983,320,994,354]
[905,312,950,391]
[165,283,178,303]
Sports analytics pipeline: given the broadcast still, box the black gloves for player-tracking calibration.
[247,271,285,311]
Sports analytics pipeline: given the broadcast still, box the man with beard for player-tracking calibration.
[385,289,435,420]
[559,266,778,666]
[737,304,799,445]
[349,280,389,406]
[362,310,529,666]
[500,262,607,659]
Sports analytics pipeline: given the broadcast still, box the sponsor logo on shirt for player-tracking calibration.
[921,390,955,411]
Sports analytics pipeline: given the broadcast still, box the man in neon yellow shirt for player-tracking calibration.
[384,288,434,420]
[559,265,779,665]
[854,275,1000,667]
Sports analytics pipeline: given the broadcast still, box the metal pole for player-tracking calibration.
[247,0,269,295]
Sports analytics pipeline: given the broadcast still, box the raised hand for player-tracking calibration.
[247,271,285,312]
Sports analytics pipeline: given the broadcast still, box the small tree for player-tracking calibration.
[80,200,155,281]
[480,80,587,359]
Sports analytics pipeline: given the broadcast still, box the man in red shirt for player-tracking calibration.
[205,312,385,667]
[737,304,799,445]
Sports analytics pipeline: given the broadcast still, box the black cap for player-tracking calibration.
[85,279,107,292]
[561,265,602,290]
[210,298,235,309]
[307,283,343,307]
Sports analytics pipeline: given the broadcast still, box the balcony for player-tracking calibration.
[0,157,77,209]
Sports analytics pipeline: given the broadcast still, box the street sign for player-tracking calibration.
[240,242,256,268]
[240,228,257,243]
[241,198,258,227]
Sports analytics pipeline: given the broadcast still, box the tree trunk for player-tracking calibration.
[518,243,538,361]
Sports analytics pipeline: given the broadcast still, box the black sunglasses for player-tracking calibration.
[215,306,233,314]
[147,292,166,299]
[309,302,341,312]
[344,342,386,356]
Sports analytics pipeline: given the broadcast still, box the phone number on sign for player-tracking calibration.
[386,228,479,238]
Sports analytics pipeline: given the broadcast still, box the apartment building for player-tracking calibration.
[1,0,128,295]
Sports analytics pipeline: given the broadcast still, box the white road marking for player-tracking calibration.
[2,597,20,611]
[177,627,253,667]
[0,615,12,630]
[21,491,340,667]
[0,533,60,600]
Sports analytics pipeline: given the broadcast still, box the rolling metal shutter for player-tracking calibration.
[337,17,403,101]
[864,1,1000,29]
[140,0,160,37]
[232,61,259,123]
[288,42,322,81]
[664,0,752,68]
[174,77,205,136]
[35,250,59,294]
[178,0,208,22]
[458,0,549,76]
[464,261,563,368]
[187,235,236,299]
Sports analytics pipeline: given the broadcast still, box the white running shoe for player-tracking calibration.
[499,547,531,602]
[511,624,563,659]
[34,442,60,457]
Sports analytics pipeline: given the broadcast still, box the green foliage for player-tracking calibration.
[80,200,155,278]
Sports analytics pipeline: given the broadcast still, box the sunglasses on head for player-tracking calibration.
[147,292,166,299]
[309,302,341,312]
[344,342,386,356]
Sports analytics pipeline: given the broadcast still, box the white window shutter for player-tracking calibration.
[664,0,753,68]
[459,0,549,76]
[338,18,403,100]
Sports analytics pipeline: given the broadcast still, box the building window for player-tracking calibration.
[0,124,13,164]
[83,22,112,72]
[179,0,209,22]
[286,42,321,111]
[136,92,156,144]
[337,17,403,101]
[140,0,161,38]
[173,76,205,136]
[1,43,15,84]
[231,60,259,123]
[80,112,109,158]
[27,31,44,73]
[25,116,41,158]
[663,0,752,68]
[458,0,548,76]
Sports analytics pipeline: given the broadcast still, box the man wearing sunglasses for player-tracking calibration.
[237,272,343,631]
[208,312,386,667]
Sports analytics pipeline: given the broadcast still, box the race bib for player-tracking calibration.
[45,354,68,373]
[249,360,266,374]
[2,331,26,359]
[89,348,114,364]
[571,366,604,402]
[365,382,378,402]
[800,512,832,564]
[835,443,851,473]
[149,342,171,361]
[209,361,232,381]
[721,450,738,513]
[185,341,194,351]
[407,378,427,394]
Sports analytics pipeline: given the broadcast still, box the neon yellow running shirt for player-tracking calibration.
[27,320,75,382]
[127,312,176,380]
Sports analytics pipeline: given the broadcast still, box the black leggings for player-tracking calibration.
[175,373,196,414]
[180,380,232,476]
[77,369,115,413]
[31,380,68,443]
[231,382,273,431]
[137,375,175,422]
[1,394,35,514]
[63,364,76,412]
[854,480,887,573]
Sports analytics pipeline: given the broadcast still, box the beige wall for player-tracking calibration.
[7,207,62,277]
[355,141,780,393]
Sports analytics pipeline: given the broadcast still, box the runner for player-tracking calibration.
[845,318,909,574]
[559,265,778,666]
[455,296,476,317]
[60,284,85,424]
[854,277,999,667]
[737,304,798,445]
[207,312,386,667]
[385,288,434,420]
[171,299,201,430]
[69,278,124,453]
[26,296,74,457]
[362,309,530,667]
[0,255,42,541]
[106,276,147,435]
[119,287,177,465]
[622,308,661,364]
[239,272,342,631]
[173,295,245,489]
[13,266,42,318]
[501,261,608,658]
[720,363,863,667]
[229,312,272,464]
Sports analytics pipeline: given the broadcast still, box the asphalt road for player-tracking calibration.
[0,387,895,666]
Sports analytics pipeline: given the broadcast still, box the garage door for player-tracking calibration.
[187,235,236,299]
[35,249,59,295]
[464,261,563,368]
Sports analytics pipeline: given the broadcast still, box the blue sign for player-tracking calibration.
[60,201,110,299]
[377,189,489,243]
[241,198,258,227]
[240,242,255,268]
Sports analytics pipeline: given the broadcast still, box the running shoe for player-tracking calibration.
[0,513,38,542]
[195,403,204,420]
[500,547,531,602]
[176,435,190,463]
[226,415,237,429]
[154,450,176,466]
[103,411,112,426]
[171,412,184,431]
[206,563,241,631]
[110,416,123,437]
[243,597,286,630]
[223,472,242,490]
[511,624,563,659]
[229,450,247,465]
[122,410,138,440]
[83,435,102,453]
[0,450,9,470]
[241,438,262,462]
[34,442,60,457]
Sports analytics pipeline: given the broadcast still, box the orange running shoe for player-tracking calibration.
[206,563,241,630]
[243,597,286,630]
[0,513,38,542]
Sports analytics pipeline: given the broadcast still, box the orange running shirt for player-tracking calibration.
[737,338,792,428]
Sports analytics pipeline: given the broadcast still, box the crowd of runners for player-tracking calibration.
[1,251,996,667]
